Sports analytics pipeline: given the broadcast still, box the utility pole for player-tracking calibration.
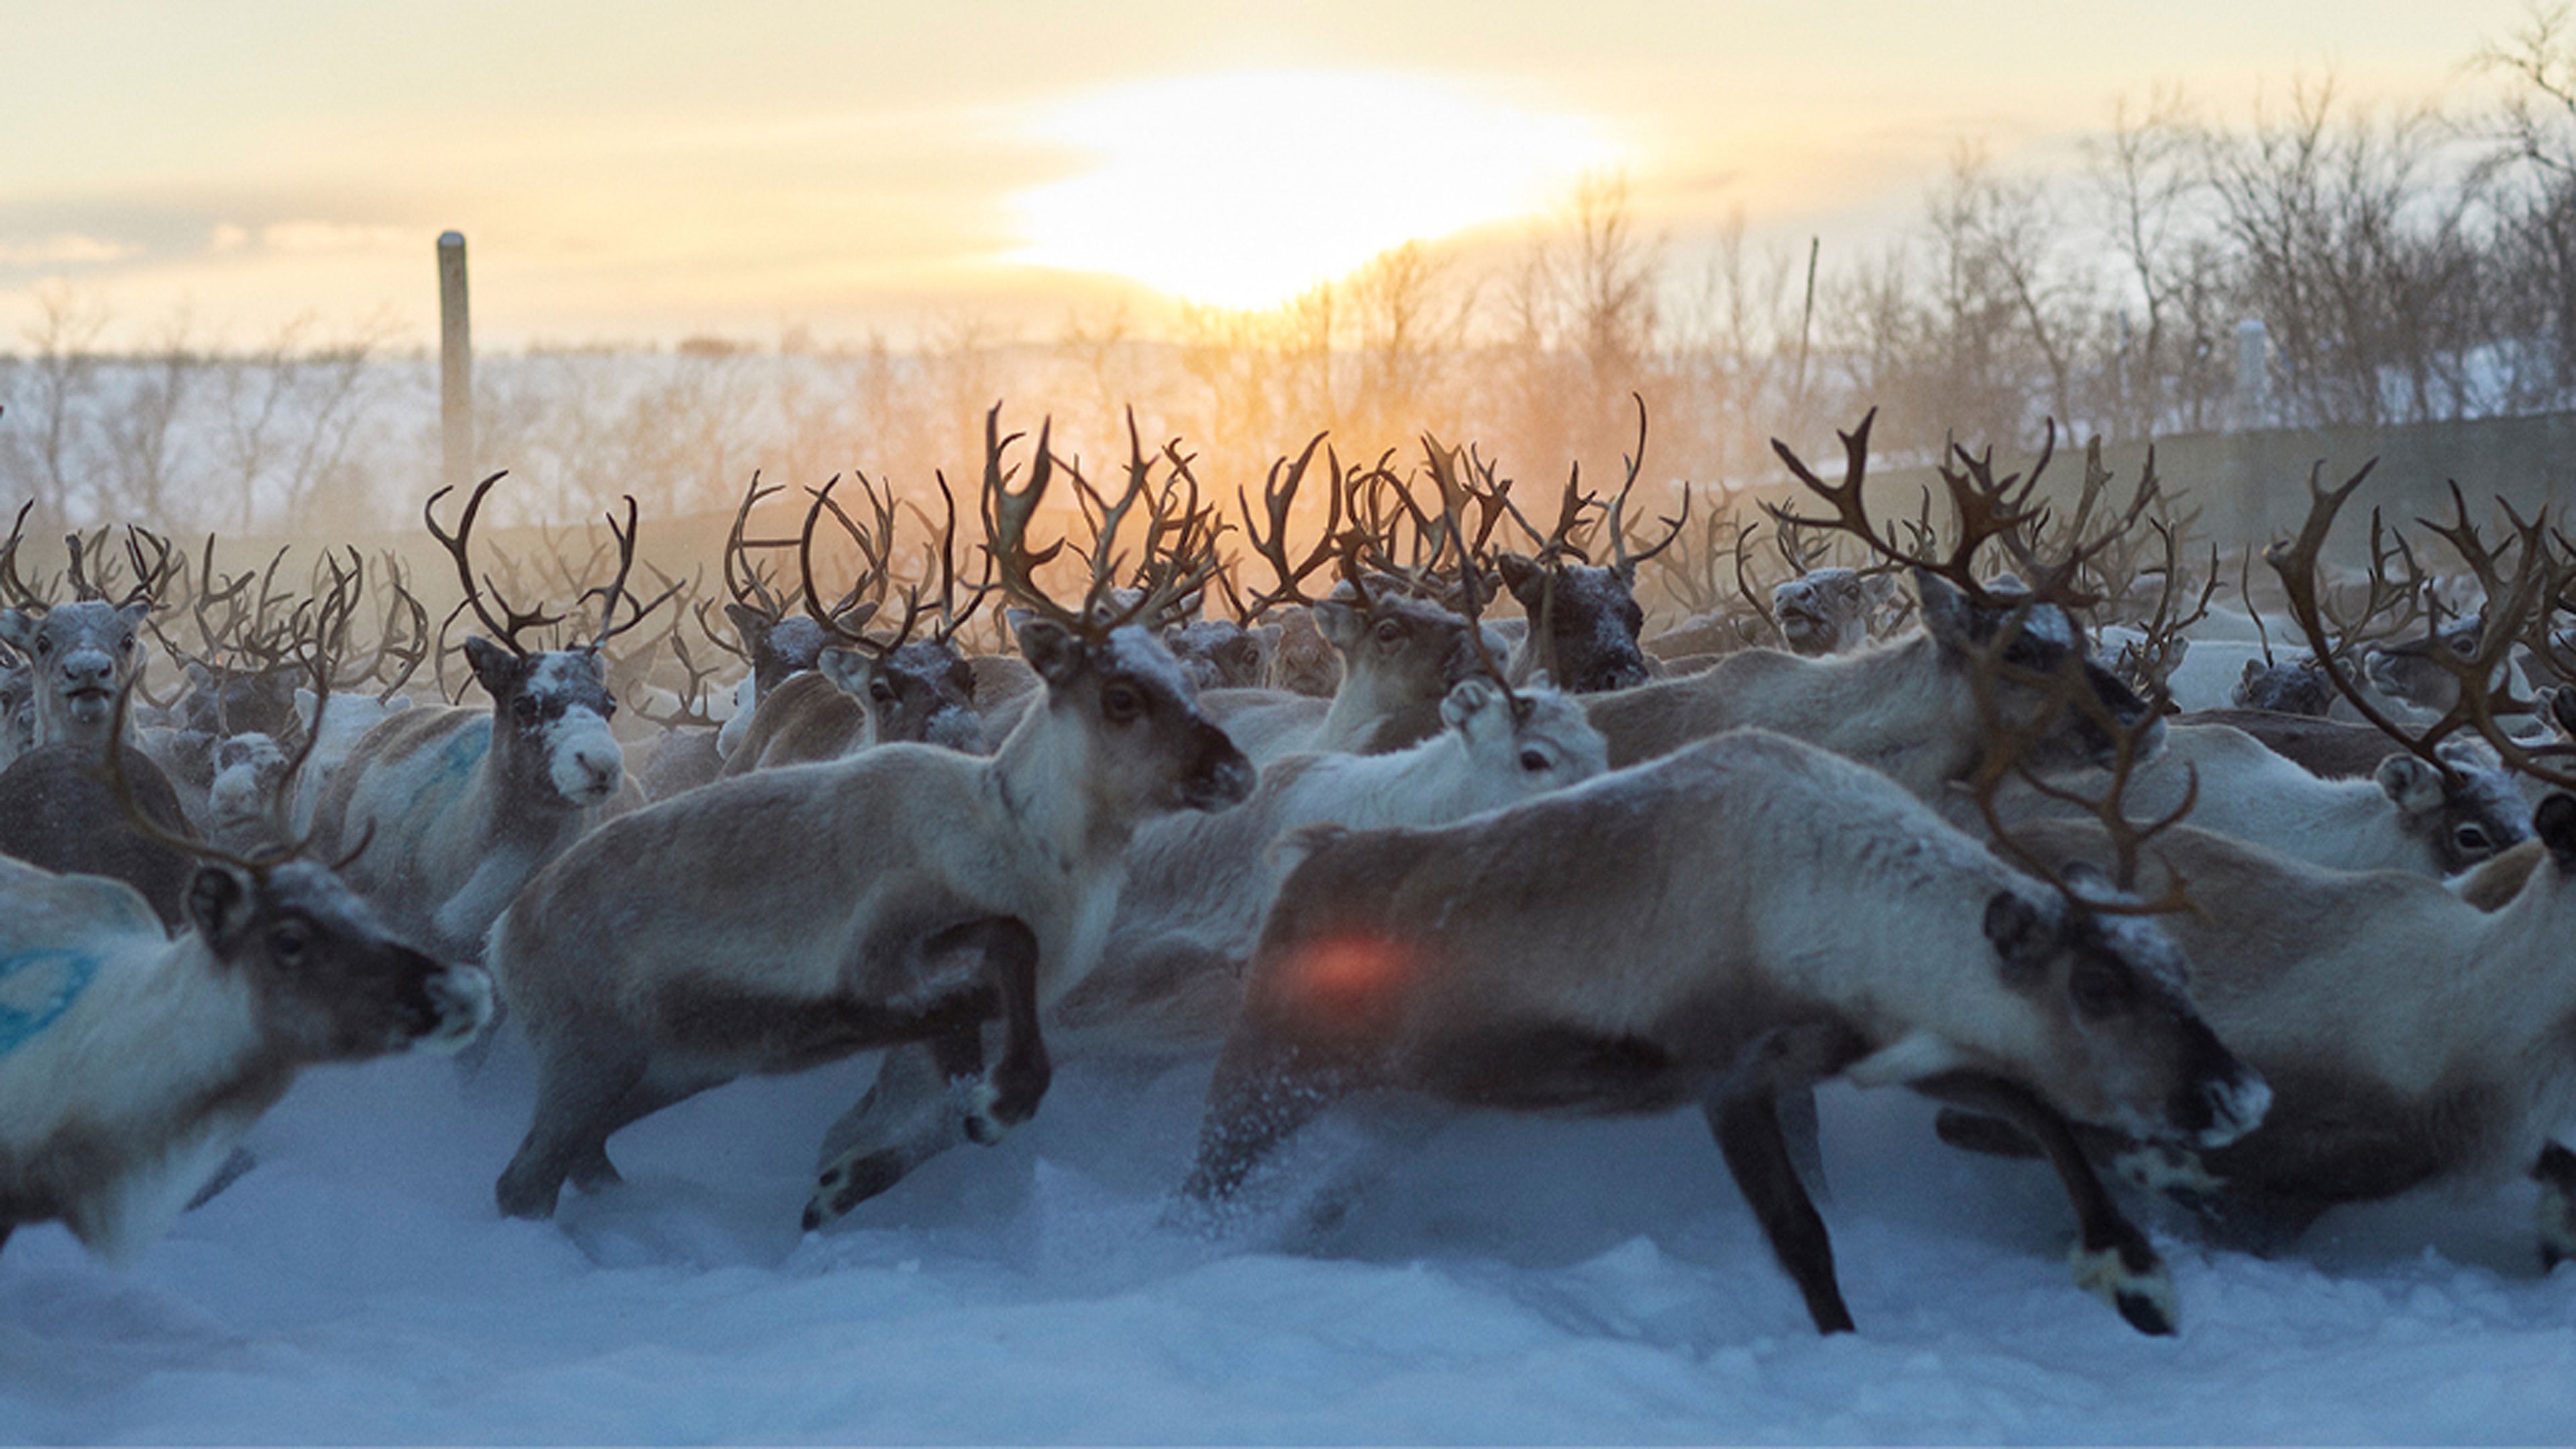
[438,231,472,493]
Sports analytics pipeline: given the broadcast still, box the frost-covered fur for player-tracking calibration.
[0,857,491,1263]
[484,621,1254,1222]
[309,641,623,963]
[1183,730,2266,1335]
[802,678,1611,1227]
[1772,568,1898,657]
[1495,554,1652,694]
[1960,724,2530,877]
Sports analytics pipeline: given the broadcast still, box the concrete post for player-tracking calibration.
[438,231,472,493]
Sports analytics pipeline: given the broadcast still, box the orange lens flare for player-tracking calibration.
[1286,933,1419,1017]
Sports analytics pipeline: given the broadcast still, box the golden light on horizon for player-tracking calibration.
[1012,70,1619,310]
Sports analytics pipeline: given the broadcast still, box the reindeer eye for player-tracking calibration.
[1518,749,1550,772]
[1102,682,1144,722]
[2456,824,2491,853]
[1373,621,1403,645]
[268,922,311,964]
[2070,961,2132,1018]
[511,696,539,722]
[117,635,134,653]
[870,681,896,705]
[34,638,51,657]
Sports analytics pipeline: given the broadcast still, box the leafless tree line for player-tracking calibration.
[17,5,2576,535]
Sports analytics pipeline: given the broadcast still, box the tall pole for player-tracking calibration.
[438,231,472,494]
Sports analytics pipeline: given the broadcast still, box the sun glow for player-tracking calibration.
[1014,71,1618,310]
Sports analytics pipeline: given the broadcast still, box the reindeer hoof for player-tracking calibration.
[804,1151,908,1230]
[962,1081,1015,1145]
[2071,1238,2177,1336]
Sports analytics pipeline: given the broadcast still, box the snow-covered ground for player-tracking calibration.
[4,1036,2573,1444]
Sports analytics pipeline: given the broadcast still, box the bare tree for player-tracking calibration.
[3,283,111,532]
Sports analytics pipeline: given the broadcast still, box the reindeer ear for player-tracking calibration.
[463,637,523,699]
[184,865,259,949]
[1982,890,2057,985]
[1311,598,1360,653]
[2373,755,2445,818]
[2535,794,2576,870]
[722,602,769,647]
[1862,574,1899,606]
[817,647,877,699]
[1915,570,1975,652]
[1438,677,1497,731]
[1016,617,1085,686]
[0,609,34,655]
[1497,553,1543,602]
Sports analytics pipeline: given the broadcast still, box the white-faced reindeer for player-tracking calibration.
[0,508,168,757]
[0,721,492,1263]
[484,409,1256,1221]
[1180,728,2267,1338]
[803,673,1610,1228]
[309,475,676,963]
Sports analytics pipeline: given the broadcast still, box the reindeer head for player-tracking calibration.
[1495,553,1652,693]
[1918,571,2162,770]
[725,604,827,698]
[206,732,294,854]
[1256,605,1341,697]
[190,858,492,1061]
[1436,676,1609,794]
[1312,585,1483,709]
[820,638,981,753]
[426,474,678,813]
[1977,873,2268,1150]
[2233,657,2335,716]
[985,407,1253,819]
[0,600,151,747]
[1770,568,1896,657]
[1163,616,1267,691]
[2374,738,2531,873]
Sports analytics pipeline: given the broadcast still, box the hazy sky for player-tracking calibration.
[0,0,2542,349]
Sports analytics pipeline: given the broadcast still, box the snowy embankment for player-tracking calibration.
[3,1036,2571,1444]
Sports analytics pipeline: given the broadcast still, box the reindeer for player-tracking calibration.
[803,672,1610,1227]
[0,698,493,1263]
[1962,724,2528,878]
[0,506,166,757]
[484,408,1255,1222]
[1179,728,2267,1337]
[1581,419,2161,792]
[1950,799,2576,1271]
[1770,567,1901,657]
[720,472,986,773]
[308,475,675,962]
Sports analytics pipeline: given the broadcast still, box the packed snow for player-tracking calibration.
[3,1034,2572,1444]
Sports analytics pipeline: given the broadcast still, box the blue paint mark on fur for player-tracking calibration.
[0,949,99,1055]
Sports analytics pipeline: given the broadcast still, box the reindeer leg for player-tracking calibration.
[498,1031,647,1221]
[1180,1030,1351,1205]
[569,1063,727,1193]
[928,918,1046,1145]
[1934,1075,2176,1336]
[1707,1089,1856,1335]
[804,1033,985,1230]
[2535,1141,2576,1273]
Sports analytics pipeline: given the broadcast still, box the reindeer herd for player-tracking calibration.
[3,399,2575,1344]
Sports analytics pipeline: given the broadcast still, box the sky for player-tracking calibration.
[0,0,2546,350]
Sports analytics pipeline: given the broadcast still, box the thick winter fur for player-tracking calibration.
[0,602,150,754]
[1962,724,2528,877]
[1495,554,1652,694]
[721,641,981,775]
[309,641,623,962]
[0,856,491,1263]
[802,678,1610,1227]
[1163,619,1268,692]
[1194,591,1482,766]
[485,621,1254,1222]
[1990,801,2576,1256]
[1256,606,1340,698]
[0,742,199,928]
[1181,729,2266,1335]
[1583,572,2160,795]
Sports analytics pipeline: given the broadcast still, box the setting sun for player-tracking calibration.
[1012,70,1619,309]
